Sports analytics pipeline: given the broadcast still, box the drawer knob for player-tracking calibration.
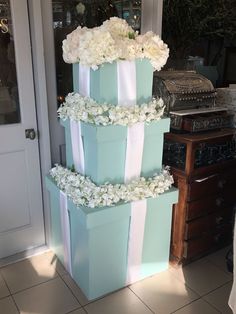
[214,234,221,243]
[216,197,224,207]
[218,179,226,188]
[216,216,223,225]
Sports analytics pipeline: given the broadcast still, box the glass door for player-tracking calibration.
[0,0,20,125]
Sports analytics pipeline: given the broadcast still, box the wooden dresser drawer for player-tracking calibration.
[186,188,236,221]
[188,174,220,201]
[183,228,232,260]
[186,195,224,221]
[188,170,236,201]
[185,207,233,240]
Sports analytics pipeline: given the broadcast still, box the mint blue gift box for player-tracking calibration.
[46,175,178,300]
[73,59,154,105]
[61,117,170,185]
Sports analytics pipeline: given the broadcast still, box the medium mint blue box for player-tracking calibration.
[46,175,178,300]
[73,59,154,105]
[61,117,170,185]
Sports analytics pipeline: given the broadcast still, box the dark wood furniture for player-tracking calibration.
[163,129,236,264]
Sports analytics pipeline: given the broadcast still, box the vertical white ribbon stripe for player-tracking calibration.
[119,60,147,285]
[59,191,72,276]
[124,122,145,183]
[70,120,85,175]
[79,64,90,97]
[126,199,147,285]
[117,60,136,106]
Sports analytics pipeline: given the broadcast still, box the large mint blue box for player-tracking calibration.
[61,117,170,185]
[73,59,153,105]
[46,175,178,300]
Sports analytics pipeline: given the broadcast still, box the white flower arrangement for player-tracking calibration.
[50,165,174,208]
[62,17,169,71]
[58,93,165,126]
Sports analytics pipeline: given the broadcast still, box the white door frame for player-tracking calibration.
[27,0,52,247]
[27,0,164,249]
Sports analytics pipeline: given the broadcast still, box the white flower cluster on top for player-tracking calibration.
[50,165,174,208]
[62,17,169,71]
[58,93,165,126]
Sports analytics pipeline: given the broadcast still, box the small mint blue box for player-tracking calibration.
[61,117,170,185]
[73,59,154,105]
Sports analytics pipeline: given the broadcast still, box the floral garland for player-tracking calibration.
[50,165,174,209]
[62,17,169,71]
[58,93,165,126]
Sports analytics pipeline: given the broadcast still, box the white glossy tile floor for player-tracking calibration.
[0,247,233,314]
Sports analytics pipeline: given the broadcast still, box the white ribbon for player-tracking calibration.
[79,64,90,97]
[72,60,147,285]
[126,199,147,284]
[117,60,136,107]
[70,65,89,173]
[124,122,145,183]
[59,191,72,276]
[70,120,85,175]
[117,60,146,284]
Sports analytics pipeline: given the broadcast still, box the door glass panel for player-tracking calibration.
[0,0,20,125]
[52,0,142,107]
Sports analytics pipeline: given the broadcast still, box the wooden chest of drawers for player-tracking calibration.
[163,129,236,264]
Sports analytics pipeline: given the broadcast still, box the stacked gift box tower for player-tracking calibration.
[46,18,178,300]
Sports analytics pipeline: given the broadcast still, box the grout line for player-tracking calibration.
[203,297,223,313]
[10,295,21,314]
[167,268,202,298]
[201,280,233,298]
[0,271,11,298]
[65,306,88,314]
[83,306,89,313]
[170,297,221,314]
[170,298,201,314]
[0,295,10,301]
[8,277,58,296]
[202,280,233,298]
[58,272,136,309]
[56,268,86,307]
[59,274,93,307]
[127,286,155,313]
[168,263,233,300]
[65,306,85,314]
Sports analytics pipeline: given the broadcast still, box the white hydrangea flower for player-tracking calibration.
[49,165,173,208]
[102,17,135,39]
[57,93,165,126]
[62,17,169,71]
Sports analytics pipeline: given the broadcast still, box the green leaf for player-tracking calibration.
[128,32,135,40]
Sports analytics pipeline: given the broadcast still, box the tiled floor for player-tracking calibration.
[0,247,233,314]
